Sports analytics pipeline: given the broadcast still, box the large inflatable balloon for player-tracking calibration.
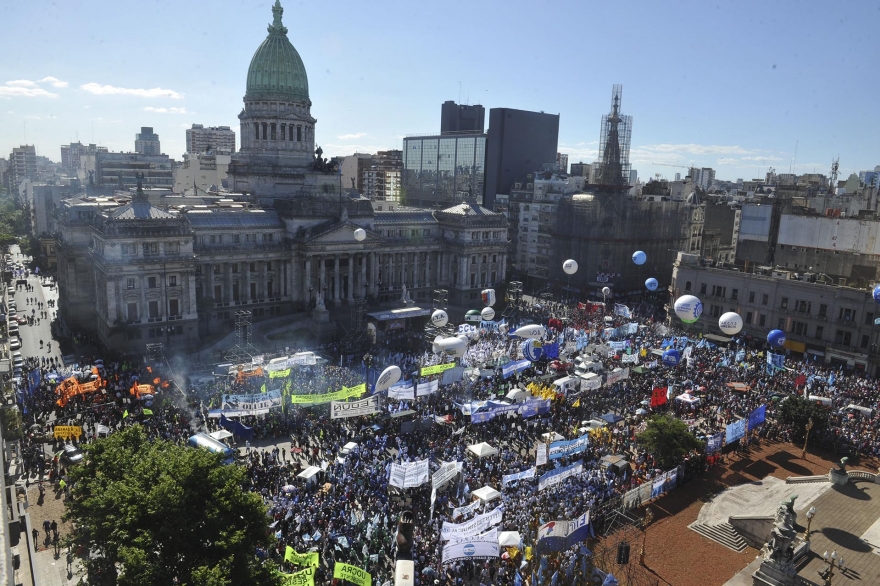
[481,306,495,321]
[431,309,449,327]
[645,278,658,291]
[375,365,401,392]
[602,286,611,296]
[433,335,467,357]
[512,324,545,339]
[662,349,681,367]
[522,339,544,361]
[673,295,703,324]
[874,285,880,303]
[767,329,786,348]
[464,309,482,323]
[632,251,647,265]
[353,228,366,241]
[718,312,743,335]
[563,259,578,275]
[481,289,496,307]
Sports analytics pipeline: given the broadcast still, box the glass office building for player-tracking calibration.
[402,132,486,207]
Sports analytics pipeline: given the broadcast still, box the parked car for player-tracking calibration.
[9,338,20,350]
[15,315,27,325]
[60,444,84,466]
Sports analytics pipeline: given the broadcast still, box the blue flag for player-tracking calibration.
[749,405,766,429]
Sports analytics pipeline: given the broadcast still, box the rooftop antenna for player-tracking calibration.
[791,139,798,175]
[458,81,461,104]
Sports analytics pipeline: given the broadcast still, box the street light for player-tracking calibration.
[803,417,814,459]
[804,506,816,541]
[308,286,313,308]
[639,507,654,566]
[819,550,845,585]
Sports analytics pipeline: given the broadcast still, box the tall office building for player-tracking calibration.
[440,101,485,134]
[402,133,486,207]
[691,167,715,191]
[8,145,37,190]
[556,153,569,173]
[483,108,559,209]
[186,124,237,154]
[135,127,161,155]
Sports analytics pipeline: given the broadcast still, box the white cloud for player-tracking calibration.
[338,132,368,140]
[322,143,392,156]
[39,76,68,88]
[6,80,37,87]
[143,106,188,114]
[0,84,58,98]
[638,143,759,156]
[80,83,184,99]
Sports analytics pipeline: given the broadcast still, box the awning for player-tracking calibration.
[783,339,806,353]
[600,412,624,424]
[704,334,731,343]
[367,307,431,321]
[208,430,233,441]
[297,466,322,480]
[472,486,501,502]
[467,442,498,458]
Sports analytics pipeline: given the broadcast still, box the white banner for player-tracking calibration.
[388,384,414,400]
[213,390,282,417]
[330,395,380,419]
[416,379,439,397]
[442,529,500,563]
[432,461,462,489]
[621,353,639,364]
[452,500,482,520]
[95,424,111,435]
[389,459,430,489]
[535,442,548,467]
[288,352,318,366]
[251,355,265,365]
[604,368,630,386]
[580,375,602,391]
[502,466,536,486]
[440,506,503,541]
[538,462,583,492]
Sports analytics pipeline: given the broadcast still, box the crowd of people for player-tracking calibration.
[16,277,880,585]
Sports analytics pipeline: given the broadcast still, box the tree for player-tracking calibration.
[777,395,829,443]
[637,414,705,469]
[64,426,279,586]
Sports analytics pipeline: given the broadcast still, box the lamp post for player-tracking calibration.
[804,506,816,541]
[308,286,313,309]
[803,417,814,459]
[819,550,845,585]
[639,507,654,566]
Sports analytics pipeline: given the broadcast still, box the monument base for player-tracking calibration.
[309,309,336,342]
[752,559,798,586]
[829,468,849,485]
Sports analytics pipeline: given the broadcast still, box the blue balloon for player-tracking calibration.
[662,349,681,367]
[632,251,647,265]
[645,278,658,291]
[873,285,880,303]
[522,339,544,362]
[767,329,786,348]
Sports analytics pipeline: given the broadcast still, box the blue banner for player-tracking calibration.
[27,369,41,395]
[614,304,632,318]
[748,405,766,429]
[548,434,591,460]
[502,359,531,379]
[543,343,560,359]
[707,432,723,453]
[766,352,784,371]
[725,418,746,443]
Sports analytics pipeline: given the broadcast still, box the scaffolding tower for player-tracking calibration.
[424,288,453,341]
[501,281,523,320]
[595,84,632,189]
[145,342,165,366]
[225,310,258,364]
[341,296,371,355]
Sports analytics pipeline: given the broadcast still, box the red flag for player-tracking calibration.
[650,387,668,408]
[794,375,807,388]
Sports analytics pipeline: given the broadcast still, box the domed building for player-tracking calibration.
[227,0,338,202]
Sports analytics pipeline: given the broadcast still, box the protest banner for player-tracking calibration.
[284,546,319,567]
[420,362,455,377]
[333,562,371,586]
[210,390,282,417]
[330,395,380,419]
[389,459,430,489]
[442,529,500,563]
[53,425,82,440]
[538,461,583,492]
[279,566,316,586]
[440,506,503,540]
[502,467,536,486]
[548,435,590,461]
[290,384,366,405]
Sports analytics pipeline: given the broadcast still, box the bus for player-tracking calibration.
[188,433,235,465]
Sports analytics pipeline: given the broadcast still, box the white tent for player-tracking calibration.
[581,419,607,429]
[208,429,233,441]
[506,388,530,403]
[675,393,700,405]
[467,442,498,458]
[541,432,565,443]
[472,486,501,503]
[498,531,522,548]
[297,466,322,482]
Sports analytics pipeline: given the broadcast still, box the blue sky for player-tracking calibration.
[1,0,878,182]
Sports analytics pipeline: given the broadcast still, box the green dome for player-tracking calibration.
[245,1,309,102]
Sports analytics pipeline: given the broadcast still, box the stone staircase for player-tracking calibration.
[688,521,749,552]
[785,475,829,484]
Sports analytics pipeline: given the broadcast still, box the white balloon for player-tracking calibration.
[512,324,545,339]
[563,259,578,275]
[375,365,401,392]
[602,287,611,296]
[481,306,495,321]
[353,228,366,241]
[673,295,703,324]
[431,309,449,327]
[432,336,466,357]
[718,312,743,335]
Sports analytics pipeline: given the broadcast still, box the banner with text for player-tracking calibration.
[210,390,282,417]
[416,379,440,397]
[502,467,536,486]
[440,506,504,541]
[538,461,583,492]
[548,435,590,461]
[442,529,500,563]
[333,562,371,586]
[279,567,315,586]
[290,384,366,405]
[389,459,431,489]
[330,395,380,419]
[420,362,456,377]
[284,547,319,567]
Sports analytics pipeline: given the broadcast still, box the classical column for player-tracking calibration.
[388,253,395,289]
[304,256,312,302]
[347,255,354,302]
[424,251,431,288]
[360,253,367,298]
[436,253,443,285]
[371,252,379,296]
[106,280,117,323]
[226,263,234,304]
[139,275,147,321]
[241,261,250,303]
[412,251,419,288]
[187,272,197,317]
[334,255,341,302]
[500,253,507,282]
[260,261,268,300]
[318,257,326,301]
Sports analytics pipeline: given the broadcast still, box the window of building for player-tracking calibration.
[122,243,137,255]
[147,276,157,288]
[793,321,808,336]
[731,288,738,301]
[412,229,418,237]
[471,256,476,264]
[746,311,753,324]
[424,229,431,237]
[685,281,692,292]
[210,235,217,244]
[839,308,855,322]
[126,278,135,290]
[492,254,497,263]
[861,334,870,349]
[289,126,294,141]
[818,304,827,317]
[815,326,823,340]
[234,234,240,243]
[748,291,755,303]
[700,283,707,295]
[472,232,479,240]
[778,318,785,330]
[266,261,272,271]
[169,299,179,317]
[470,273,476,288]
[231,264,239,273]
[762,293,769,305]
[148,300,159,319]
[143,242,159,255]
[835,330,852,345]
[759,314,766,327]
[867,312,876,326]
[780,297,788,309]
[710,304,722,317]
[297,126,302,142]
[263,233,274,242]
[127,303,138,322]
[165,242,179,254]
[167,275,177,287]
[796,300,811,314]
[482,255,487,263]
[213,265,221,275]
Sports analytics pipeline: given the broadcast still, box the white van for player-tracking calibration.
[574,357,602,375]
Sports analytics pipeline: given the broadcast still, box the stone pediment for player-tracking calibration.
[306,222,381,245]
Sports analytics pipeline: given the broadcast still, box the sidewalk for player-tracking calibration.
[31,547,81,585]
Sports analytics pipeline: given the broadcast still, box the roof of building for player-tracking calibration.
[245,1,309,103]
[186,209,285,230]
[439,202,498,216]
[374,209,437,225]
[109,201,177,220]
